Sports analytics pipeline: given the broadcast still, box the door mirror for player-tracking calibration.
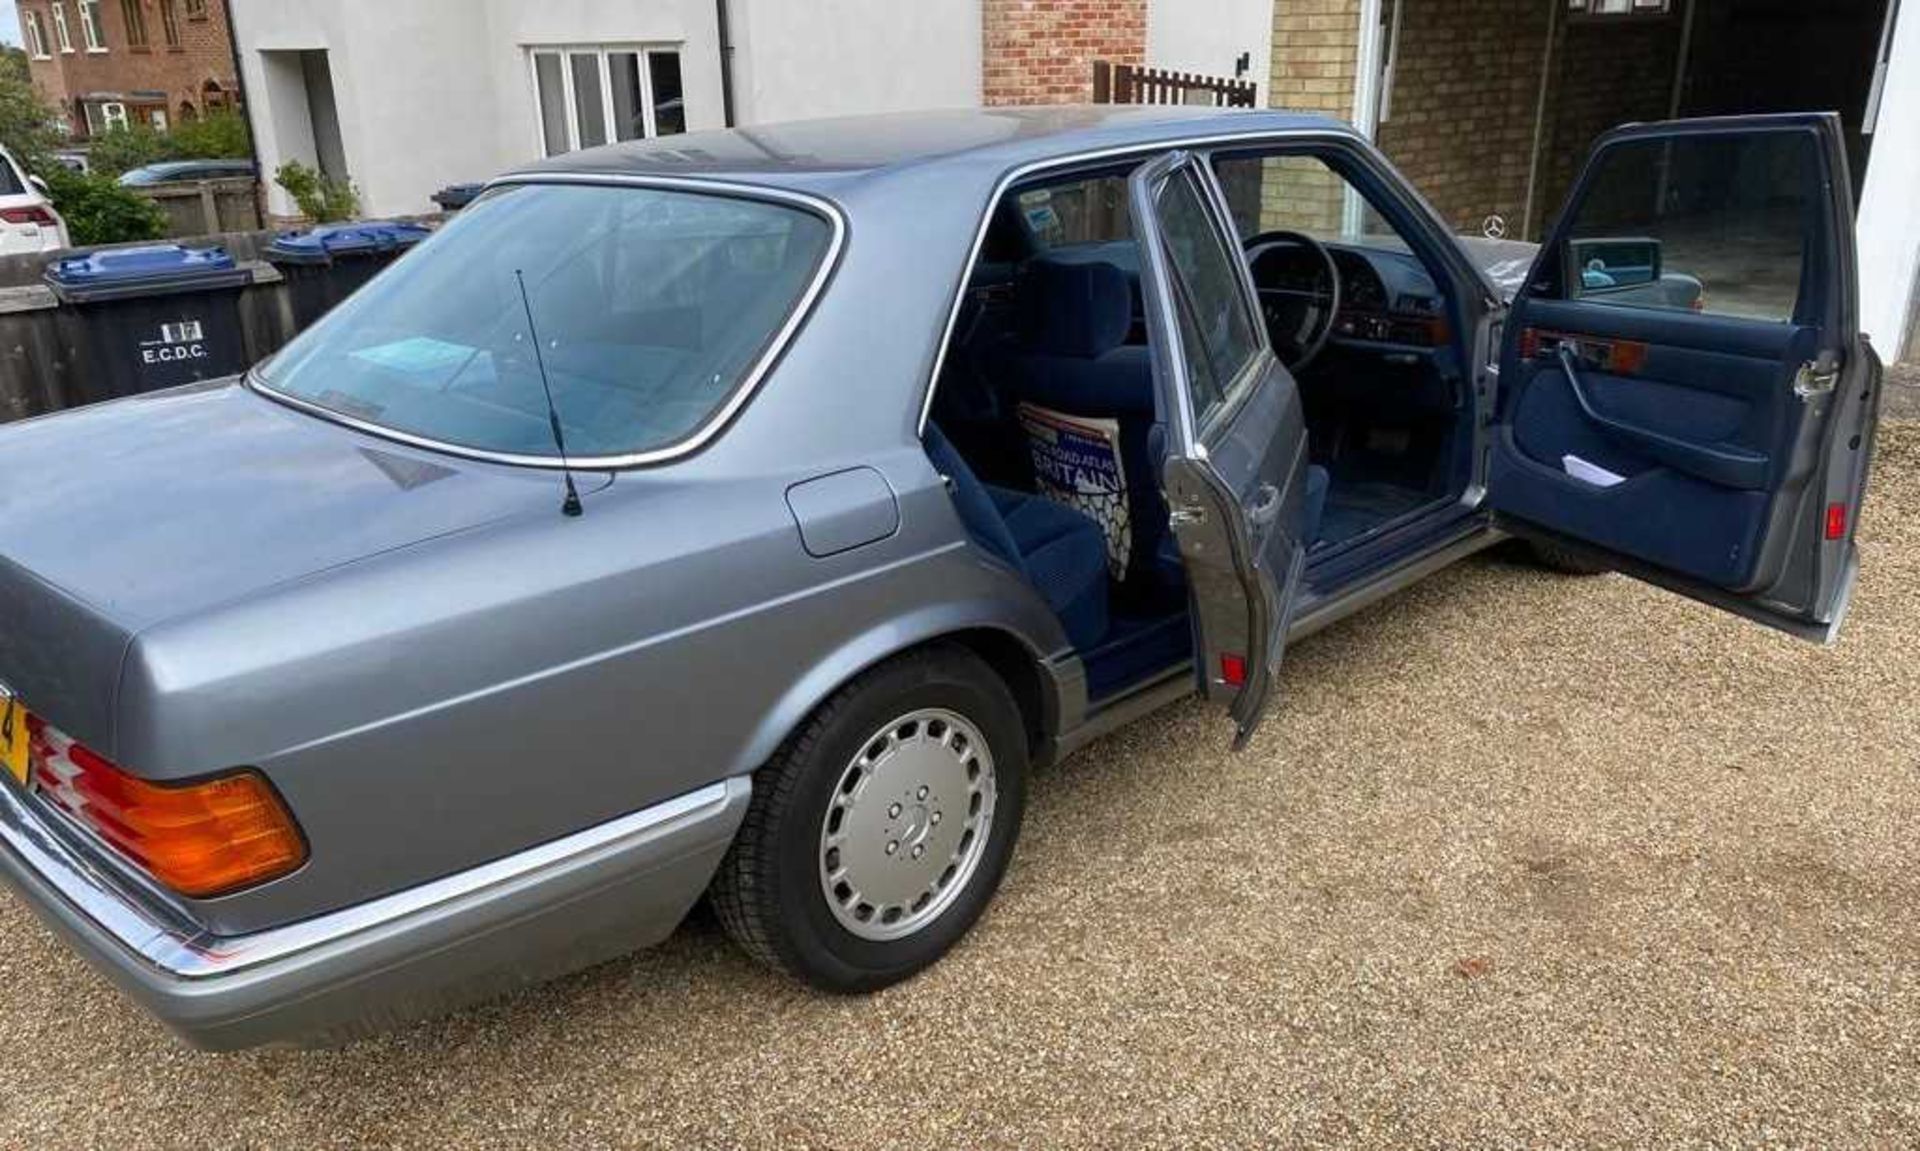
[27,175,50,197]
[1570,236,1661,292]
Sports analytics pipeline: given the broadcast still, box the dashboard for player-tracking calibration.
[1249,240,1451,350]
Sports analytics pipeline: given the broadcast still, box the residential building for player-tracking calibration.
[18,0,241,138]
[229,0,1915,360]
[230,0,1266,221]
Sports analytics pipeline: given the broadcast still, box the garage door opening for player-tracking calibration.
[1356,0,1898,243]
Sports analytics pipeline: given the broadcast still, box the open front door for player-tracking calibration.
[1129,151,1313,747]
[1488,114,1882,641]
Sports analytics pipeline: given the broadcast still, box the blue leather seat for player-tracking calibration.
[926,425,1110,650]
[998,259,1168,590]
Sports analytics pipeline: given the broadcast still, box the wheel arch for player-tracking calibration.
[731,602,1072,780]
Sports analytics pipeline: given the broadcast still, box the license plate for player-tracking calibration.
[0,693,27,787]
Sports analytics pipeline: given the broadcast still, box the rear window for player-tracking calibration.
[255,183,835,461]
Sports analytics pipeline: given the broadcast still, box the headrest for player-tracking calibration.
[1018,258,1133,359]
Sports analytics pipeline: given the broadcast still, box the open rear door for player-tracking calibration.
[1487,114,1881,641]
[1129,151,1313,747]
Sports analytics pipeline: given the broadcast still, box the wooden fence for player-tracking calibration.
[130,177,264,239]
[1092,61,1258,109]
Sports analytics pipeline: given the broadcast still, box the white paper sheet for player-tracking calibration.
[1562,453,1627,488]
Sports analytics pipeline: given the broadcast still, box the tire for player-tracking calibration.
[1526,539,1612,577]
[709,644,1028,993]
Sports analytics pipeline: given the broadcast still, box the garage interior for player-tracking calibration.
[1361,0,1898,243]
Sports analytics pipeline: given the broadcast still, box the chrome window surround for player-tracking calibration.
[250,174,849,471]
[914,124,1501,436]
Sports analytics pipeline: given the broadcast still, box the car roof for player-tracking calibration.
[514,105,1352,199]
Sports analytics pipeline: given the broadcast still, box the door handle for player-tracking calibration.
[1245,483,1282,527]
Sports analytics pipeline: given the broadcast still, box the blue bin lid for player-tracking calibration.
[265,221,433,264]
[44,243,249,302]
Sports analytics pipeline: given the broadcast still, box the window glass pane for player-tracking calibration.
[649,51,685,136]
[533,53,568,157]
[121,0,147,46]
[80,0,103,49]
[570,52,608,149]
[1155,169,1261,432]
[609,52,644,141]
[162,0,179,46]
[1016,176,1132,250]
[1209,153,1397,245]
[1557,132,1812,322]
[256,185,835,461]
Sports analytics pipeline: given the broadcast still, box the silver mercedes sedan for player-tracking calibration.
[0,106,1880,1047]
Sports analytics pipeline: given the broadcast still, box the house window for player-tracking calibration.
[160,0,180,47]
[528,45,687,157]
[22,7,50,58]
[120,0,147,47]
[147,107,167,130]
[51,2,73,52]
[84,100,128,134]
[1566,0,1671,15]
[184,0,203,17]
[78,0,104,50]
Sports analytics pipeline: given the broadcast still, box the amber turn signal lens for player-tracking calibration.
[30,718,307,898]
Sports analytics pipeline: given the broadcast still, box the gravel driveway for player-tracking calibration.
[3,422,1916,1151]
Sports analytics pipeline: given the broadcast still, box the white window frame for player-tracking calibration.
[527,43,683,157]
[50,1,73,52]
[1566,0,1671,18]
[23,7,50,58]
[101,101,128,131]
[78,0,105,51]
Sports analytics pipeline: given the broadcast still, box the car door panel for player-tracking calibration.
[1128,151,1311,747]
[1487,114,1878,638]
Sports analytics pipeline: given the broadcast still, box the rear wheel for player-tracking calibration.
[710,645,1027,992]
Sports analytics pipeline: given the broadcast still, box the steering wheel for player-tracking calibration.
[1243,230,1342,371]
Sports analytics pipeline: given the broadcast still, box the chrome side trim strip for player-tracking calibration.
[250,173,848,472]
[0,778,740,980]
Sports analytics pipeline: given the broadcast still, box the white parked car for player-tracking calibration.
[0,145,70,255]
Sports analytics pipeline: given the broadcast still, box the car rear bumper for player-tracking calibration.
[0,776,750,1049]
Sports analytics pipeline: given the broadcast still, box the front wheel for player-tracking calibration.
[709,645,1027,992]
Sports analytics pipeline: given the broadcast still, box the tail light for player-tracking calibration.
[0,206,57,227]
[27,716,306,898]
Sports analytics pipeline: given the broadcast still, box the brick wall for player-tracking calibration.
[982,0,1147,105]
[1373,0,1548,236]
[1265,1,1686,241]
[1263,0,1360,232]
[1533,16,1683,234]
[22,0,240,138]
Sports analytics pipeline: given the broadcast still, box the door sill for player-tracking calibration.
[1290,516,1505,643]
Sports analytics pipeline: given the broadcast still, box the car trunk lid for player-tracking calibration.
[0,381,587,747]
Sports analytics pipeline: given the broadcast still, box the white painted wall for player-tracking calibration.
[1856,3,1919,362]
[729,0,981,124]
[234,0,983,219]
[1146,0,1272,104]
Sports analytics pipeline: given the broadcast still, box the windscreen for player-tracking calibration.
[255,183,834,460]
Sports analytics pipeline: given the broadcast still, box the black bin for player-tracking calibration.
[45,244,254,405]
[264,221,433,329]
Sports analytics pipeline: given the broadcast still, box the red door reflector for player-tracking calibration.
[1220,653,1247,687]
[1825,503,1848,540]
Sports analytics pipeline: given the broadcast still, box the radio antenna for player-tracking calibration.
[515,269,583,518]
